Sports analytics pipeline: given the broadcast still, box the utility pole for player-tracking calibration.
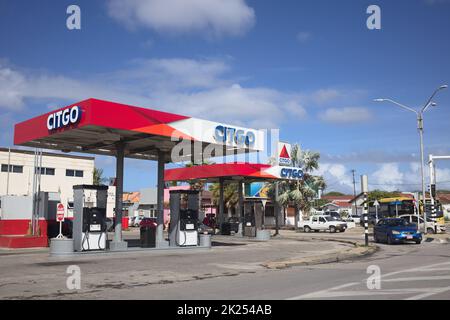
[361,175,369,247]
[351,169,357,215]
[374,84,448,234]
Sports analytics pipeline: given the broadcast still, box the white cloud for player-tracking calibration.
[319,107,372,124]
[107,0,255,38]
[0,58,306,128]
[296,31,311,43]
[311,89,341,105]
[315,163,354,193]
[372,163,404,191]
[0,65,27,110]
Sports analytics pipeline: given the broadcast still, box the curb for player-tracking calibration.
[262,237,378,269]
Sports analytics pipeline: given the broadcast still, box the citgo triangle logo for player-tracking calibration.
[279,143,292,166]
[279,145,290,159]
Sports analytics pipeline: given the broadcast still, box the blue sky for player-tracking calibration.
[1,0,450,193]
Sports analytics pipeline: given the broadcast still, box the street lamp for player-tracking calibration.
[374,85,448,234]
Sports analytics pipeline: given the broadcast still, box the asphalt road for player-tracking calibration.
[1,231,449,300]
[81,241,449,300]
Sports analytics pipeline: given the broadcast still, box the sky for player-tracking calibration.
[1,0,450,194]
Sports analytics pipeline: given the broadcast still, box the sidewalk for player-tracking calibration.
[0,233,372,299]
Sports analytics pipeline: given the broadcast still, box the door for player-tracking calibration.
[411,215,426,230]
[318,217,328,230]
[374,220,386,241]
[311,216,319,230]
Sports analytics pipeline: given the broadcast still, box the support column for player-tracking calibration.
[156,150,168,247]
[110,141,128,251]
[219,178,225,234]
[274,181,280,236]
[237,180,244,236]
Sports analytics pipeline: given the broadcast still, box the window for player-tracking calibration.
[1,164,23,173]
[319,217,327,223]
[35,167,55,175]
[66,169,83,177]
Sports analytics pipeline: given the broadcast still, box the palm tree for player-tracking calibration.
[266,143,326,230]
[209,183,239,216]
[93,167,107,185]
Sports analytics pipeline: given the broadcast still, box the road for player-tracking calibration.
[85,241,448,300]
[1,230,449,300]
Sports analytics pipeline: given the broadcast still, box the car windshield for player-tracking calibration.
[386,219,409,227]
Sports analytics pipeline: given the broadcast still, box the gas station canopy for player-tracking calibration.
[165,163,279,182]
[14,98,265,161]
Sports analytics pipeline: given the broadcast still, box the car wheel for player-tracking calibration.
[427,228,435,234]
[387,235,394,245]
[374,233,379,243]
[304,226,311,233]
[329,226,336,233]
[415,239,421,245]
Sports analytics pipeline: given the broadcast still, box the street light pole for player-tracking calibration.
[418,112,426,233]
[374,85,448,234]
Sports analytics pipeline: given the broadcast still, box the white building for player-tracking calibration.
[0,147,113,218]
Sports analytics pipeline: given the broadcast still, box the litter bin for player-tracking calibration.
[199,233,211,247]
[140,221,157,248]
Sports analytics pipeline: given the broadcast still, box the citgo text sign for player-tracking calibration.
[47,106,81,130]
[280,167,304,179]
[214,125,256,148]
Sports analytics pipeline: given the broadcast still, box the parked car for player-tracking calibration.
[128,216,136,227]
[399,214,446,234]
[298,215,348,233]
[227,217,240,233]
[139,217,157,228]
[373,218,422,245]
[345,214,361,224]
[133,216,144,227]
[198,223,214,235]
[359,214,378,227]
[139,217,166,230]
[324,211,341,221]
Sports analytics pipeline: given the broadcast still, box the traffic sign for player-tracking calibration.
[56,203,65,222]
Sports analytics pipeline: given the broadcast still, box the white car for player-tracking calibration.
[399,214,446,234]
[298,215,347,233]
[345,214,361,224]
[133,216,144,227]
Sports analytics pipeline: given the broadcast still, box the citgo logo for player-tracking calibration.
[47,106,81,131]
[279,144,291,165]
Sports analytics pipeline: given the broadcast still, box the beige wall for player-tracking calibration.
[0,149,94,217]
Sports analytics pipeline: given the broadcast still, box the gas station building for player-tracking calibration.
[6,98,301,251]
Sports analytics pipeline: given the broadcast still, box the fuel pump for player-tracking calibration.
[243,200,256,237]
[169,190,199,247]
[73,185,108,251]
